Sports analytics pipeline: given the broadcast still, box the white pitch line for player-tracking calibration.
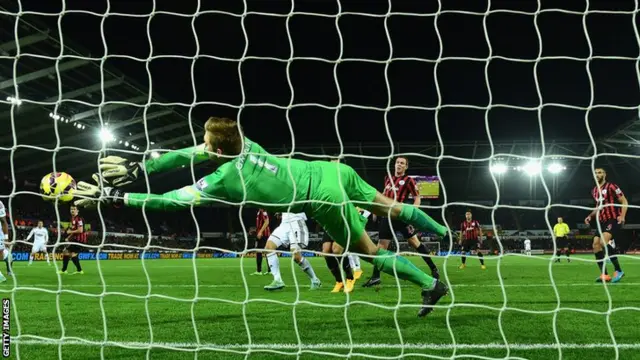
[11,339,640,350]
[6,282,640,289]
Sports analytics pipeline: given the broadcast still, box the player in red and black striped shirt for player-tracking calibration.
[585,168,628,283]
[362,156,442,288]
[458,210,485,270]
[58,205,85,275]
[251,209,271,275]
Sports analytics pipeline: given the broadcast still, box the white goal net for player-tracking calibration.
[1,0,640,359]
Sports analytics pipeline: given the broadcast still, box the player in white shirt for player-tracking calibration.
[0,201,11,281]
[524,238,532,256]
[26,221,50,265]
[263,212,321,291]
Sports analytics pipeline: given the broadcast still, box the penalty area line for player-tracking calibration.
[11,339,640,350]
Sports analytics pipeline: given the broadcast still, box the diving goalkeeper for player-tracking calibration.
[74,117,450,317]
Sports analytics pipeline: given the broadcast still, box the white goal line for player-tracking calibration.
[7,282,640,289]
[11,338,640,351]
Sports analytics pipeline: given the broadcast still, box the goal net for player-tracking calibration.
[2,0,640,359]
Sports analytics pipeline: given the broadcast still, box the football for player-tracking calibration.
[40,172,76,202]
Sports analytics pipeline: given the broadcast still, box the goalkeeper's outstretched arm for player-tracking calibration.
[76,168,227,211]
[144,144,210,175]
[99,144,211,187]
[124,185,215,211]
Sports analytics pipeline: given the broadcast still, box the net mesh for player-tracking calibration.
[2,0,640,359]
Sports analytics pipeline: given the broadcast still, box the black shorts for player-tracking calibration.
[598,219,620,240]
[64,243,85,254]
[378,217,416,241]
[461,239,479,252]
[256,237,267,249]
[555,236,569,249]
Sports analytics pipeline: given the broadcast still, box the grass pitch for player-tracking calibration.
[3,254,640,360]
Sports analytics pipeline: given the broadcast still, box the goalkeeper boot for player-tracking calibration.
[611,271,625,283]
[331,282,344,293]
[310,278,322,291]
[264,280,285,291]
[250,271,262,276]
[344,279,356,294]
[57,270,68,275]
[418,280,449,318]
[458,264,466,270]
[362,277,381,288]
[72,271,84,275]
[595,274,611,283]
[480,265,487,270]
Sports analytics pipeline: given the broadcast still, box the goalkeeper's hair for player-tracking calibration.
[205,117,244,156]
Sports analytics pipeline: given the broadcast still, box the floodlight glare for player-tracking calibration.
[490,163,508,174]
[125,142,129,147]
[99,128,115,143]
[547,162,565,174]
[522,161,541,176]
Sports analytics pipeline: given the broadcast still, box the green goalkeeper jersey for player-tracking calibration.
[126,138,312,212]
[121,136,446,252]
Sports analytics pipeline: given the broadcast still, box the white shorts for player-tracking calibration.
[525,245,531,251]
[32,241,47,253]
[269,219,309,250]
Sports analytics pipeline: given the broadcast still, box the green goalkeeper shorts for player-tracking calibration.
[308,161,377,250]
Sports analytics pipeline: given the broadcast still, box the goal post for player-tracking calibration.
[2,1,640,360]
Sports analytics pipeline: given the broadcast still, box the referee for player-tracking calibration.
[553,216,571,263]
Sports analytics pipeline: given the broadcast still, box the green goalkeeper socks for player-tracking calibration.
[372,249,436,290]
[399,204,448,236]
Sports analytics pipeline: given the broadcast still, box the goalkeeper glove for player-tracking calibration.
[74,177,126,208]
[98,155,142,187]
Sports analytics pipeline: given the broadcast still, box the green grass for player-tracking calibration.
[3,254,640,360]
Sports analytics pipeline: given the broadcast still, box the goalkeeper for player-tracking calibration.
[75,117,450,317]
